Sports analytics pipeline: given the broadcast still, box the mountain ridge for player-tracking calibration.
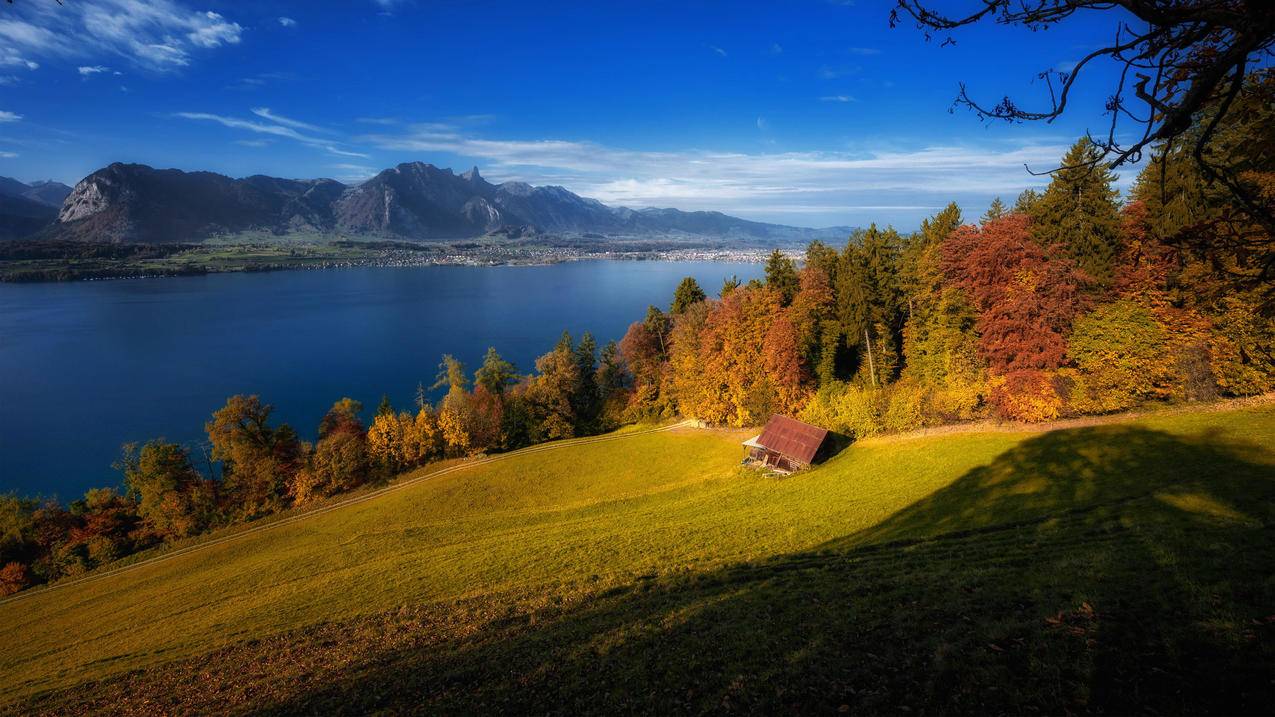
[35,162,855,244]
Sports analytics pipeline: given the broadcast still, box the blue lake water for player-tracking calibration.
[0,260,763,498]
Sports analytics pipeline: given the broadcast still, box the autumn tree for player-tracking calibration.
[944,214,1087,374]
[206,395,303,518]
[1069,300,1173,412]
[525,332,583,440]
[118,440,217,541]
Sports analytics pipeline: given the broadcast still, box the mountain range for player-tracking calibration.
[6,162,853,244]
[0,177,72,240]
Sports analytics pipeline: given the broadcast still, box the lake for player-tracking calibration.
[0,260,763,498]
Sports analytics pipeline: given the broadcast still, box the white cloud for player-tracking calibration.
[234,139,271,147]
[278,17,297,28]
[356,116,399,125]
[846,47,881,56]
[326,146,370,158]
[769,43,783,55]
[819,95,856,103]
[708,45,727,57]
[0,75,19,86]
[0,111,22,123]
[251,107,327,133]
[78,65,111,76]
[0,1,242,71]
[756,116,769,131]
[177,109,370,159]
[358,123,1102,226]
[185,11,241,48]
[0,151,17,158]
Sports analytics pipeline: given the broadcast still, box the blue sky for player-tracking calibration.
[1,0,1145,228]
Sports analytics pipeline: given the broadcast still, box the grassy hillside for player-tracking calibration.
[3,404,1274,714]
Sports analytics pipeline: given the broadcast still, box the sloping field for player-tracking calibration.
[2,405,1273,714]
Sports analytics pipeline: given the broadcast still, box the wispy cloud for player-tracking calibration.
[819,95,857,103]
[0,111,22,123]
[234,139,272,148]
[279,17,297,28]
[177,108,371,160]
[845,47,881,56]
[251,107,328,133]
[769,42,784,55]
[0,0,241,71]
[708,44,728,58]
[325,146,370,158]
[357,122,1092,225]
[0,151,17,158]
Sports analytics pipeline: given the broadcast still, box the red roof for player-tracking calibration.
[754,414,829,464]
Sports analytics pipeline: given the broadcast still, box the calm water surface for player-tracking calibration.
[0,260,762,497]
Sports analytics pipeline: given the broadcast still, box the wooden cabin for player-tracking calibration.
[741,414,830,474]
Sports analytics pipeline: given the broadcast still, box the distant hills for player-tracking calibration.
[0,177,72,240]
[9,162,853,244]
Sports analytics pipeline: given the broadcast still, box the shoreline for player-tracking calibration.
[0,241,790,284]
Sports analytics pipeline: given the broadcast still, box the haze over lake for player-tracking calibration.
[0,260,762,497]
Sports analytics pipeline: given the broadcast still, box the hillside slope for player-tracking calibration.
[2,405,1273,713]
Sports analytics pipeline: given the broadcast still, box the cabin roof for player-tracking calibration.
[751,414,829,464]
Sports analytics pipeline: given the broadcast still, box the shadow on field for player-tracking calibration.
[246,426,1275,715]
[25,427,1275,715]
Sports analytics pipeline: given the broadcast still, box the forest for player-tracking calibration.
[1,70,1272,598]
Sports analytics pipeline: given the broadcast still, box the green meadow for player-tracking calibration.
[2,404,1273,714]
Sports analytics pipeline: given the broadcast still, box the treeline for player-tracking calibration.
[613,97,1273,434]
[0,333,630,596]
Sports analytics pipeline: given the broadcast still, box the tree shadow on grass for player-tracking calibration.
[25,426,1275,715]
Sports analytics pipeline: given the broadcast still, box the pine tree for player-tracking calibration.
[573,331,600,430]
[670,277,707,314]
[764,249,800,306]
[1029,137,1123,287]
[474,347,517,397]
[982,196,1007,223]
[376,394,393,418]
[1014,189,1041,214]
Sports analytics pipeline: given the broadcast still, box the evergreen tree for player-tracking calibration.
[597,340,627,394]
[804,240,840,285]
[642,306,671,357]
[1014,189,1041,214]
[376,394,393,418]
[982,196,1008,223]
[1029,137,1123,287]
[573,331,600,430]
[474,347,518,397]
[670,277,707,314]
[764,249,800,306]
